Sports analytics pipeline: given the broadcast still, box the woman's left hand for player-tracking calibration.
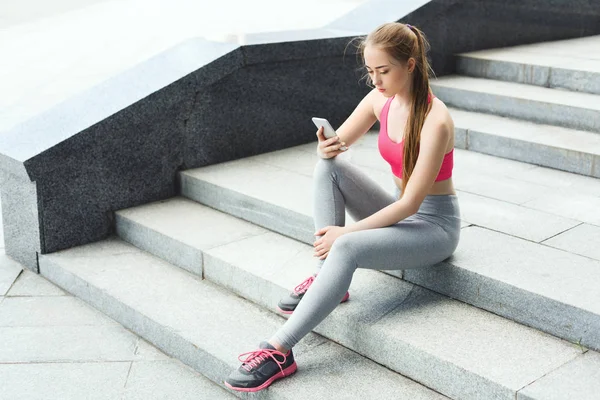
[313,226,347,260]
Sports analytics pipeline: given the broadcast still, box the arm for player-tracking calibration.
[344,110,451,233]
[334,89,379,148]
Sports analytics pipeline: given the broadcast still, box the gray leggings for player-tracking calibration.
[271,157,461,350]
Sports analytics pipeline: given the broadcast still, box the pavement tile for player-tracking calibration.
[518,351,600,400]
[0,325,169,363]
[0,252,22,295]
[543,223,600,261]
[0,361,130,400]
[122,360,237,400]
[6,268,66,296]
[0,296,118,327]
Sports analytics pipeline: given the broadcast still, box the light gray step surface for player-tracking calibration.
[114,198,595,400]
[38,238,449,400]
[174,146,600,352]
[430,75,600,133]
[456,46,600,95]
[451,107,600,178]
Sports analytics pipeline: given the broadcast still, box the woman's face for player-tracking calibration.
[363,45,414,97]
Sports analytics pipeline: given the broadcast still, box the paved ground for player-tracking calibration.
[0,200,241,399]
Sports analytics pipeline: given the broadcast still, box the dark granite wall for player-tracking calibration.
[2,0,600,271]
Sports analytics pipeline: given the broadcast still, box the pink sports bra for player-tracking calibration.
[377,93,453,181]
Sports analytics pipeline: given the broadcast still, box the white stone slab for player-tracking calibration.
[453,227,600,315]
[518,351,600,400]
[372,286,581,397]
[118,197,267,249]
[203,228,582,399]
[0,252,22,295]
[433,75,600,110]
[183,158,315,217]
[543,223,600,261]
[0,296,117,327]
[507,164,600,198]
[6,268,66,296]
[0,361,130,400]
[457,190,580,242]
[123,360,236,400]
[0,324,168,363]
[522,190,600,226]
[246,147,320,177]
[39,239,448,399]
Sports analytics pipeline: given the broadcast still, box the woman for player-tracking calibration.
[225,22,461,392]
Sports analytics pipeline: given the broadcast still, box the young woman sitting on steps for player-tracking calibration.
[225,21,461,393]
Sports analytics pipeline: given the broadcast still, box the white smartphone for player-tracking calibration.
[311,117,348,150]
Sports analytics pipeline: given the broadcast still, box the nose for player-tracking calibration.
[371,72,382,86]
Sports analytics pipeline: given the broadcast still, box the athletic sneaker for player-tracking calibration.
[224,341,297,392]
[276,274,350,314]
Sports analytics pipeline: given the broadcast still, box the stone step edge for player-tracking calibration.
[175,174,600,353]
[455,53,600,95]
[451,108,600,178]
[114,205,589,400]
[430,76,600,133]
[36,241,447,400]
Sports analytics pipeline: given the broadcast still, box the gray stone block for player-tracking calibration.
[518,351,600,400]
[0,171,40,271]
[39,238,448,399]
[457,190,580,243]
[456,55,550,87]
[404,226,600,351]
[543,223,600,261]
[0,251,22,295]
[432,76,600,133]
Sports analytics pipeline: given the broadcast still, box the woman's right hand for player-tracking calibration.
[316,126,348,159]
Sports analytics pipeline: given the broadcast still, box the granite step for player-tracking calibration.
[455,36,600,95]
[173,146,600,352]
[451,107,600,178]
[430,75,600,133]
[114,196,595,400]
[38,238,449,400]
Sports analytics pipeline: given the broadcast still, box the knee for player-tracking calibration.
[330,234,358,260]
[313,157,347,180]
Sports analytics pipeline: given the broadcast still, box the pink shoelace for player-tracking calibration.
[294,275,315,295]
[238,348,287,373]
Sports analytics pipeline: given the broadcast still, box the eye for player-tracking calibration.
[381,71,388,74]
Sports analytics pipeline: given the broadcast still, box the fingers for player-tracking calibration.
[323,141,346,153]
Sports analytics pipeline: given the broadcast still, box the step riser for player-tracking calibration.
[116,218,517,400]
[115,215,204,277]
[455,129,599,178]
[456,56,600,95]
[179,174,313,244]
[178,175,599,352]
[37,257,237,398]
[403,264,599,352]
[431,84,600,133]
[179,174,405,281]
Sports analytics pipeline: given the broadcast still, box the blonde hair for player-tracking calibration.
[353,22,434,195]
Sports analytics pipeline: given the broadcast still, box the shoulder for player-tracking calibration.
[422,97,453,142]
[366,89,391,121]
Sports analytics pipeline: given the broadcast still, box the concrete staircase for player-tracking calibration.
[38,37,600,399]
[431,35,600,178]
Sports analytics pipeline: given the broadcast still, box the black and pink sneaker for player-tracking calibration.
[224,341,297,392]
[276,274,350,314]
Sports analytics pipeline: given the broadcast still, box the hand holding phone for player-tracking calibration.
[312,117,348,159]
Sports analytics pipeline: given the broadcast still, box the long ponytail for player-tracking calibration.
[401,25,433,196]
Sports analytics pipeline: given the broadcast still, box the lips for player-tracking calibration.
[378,88,385,92]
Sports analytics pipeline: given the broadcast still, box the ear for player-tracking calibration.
[407,58,416,73]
